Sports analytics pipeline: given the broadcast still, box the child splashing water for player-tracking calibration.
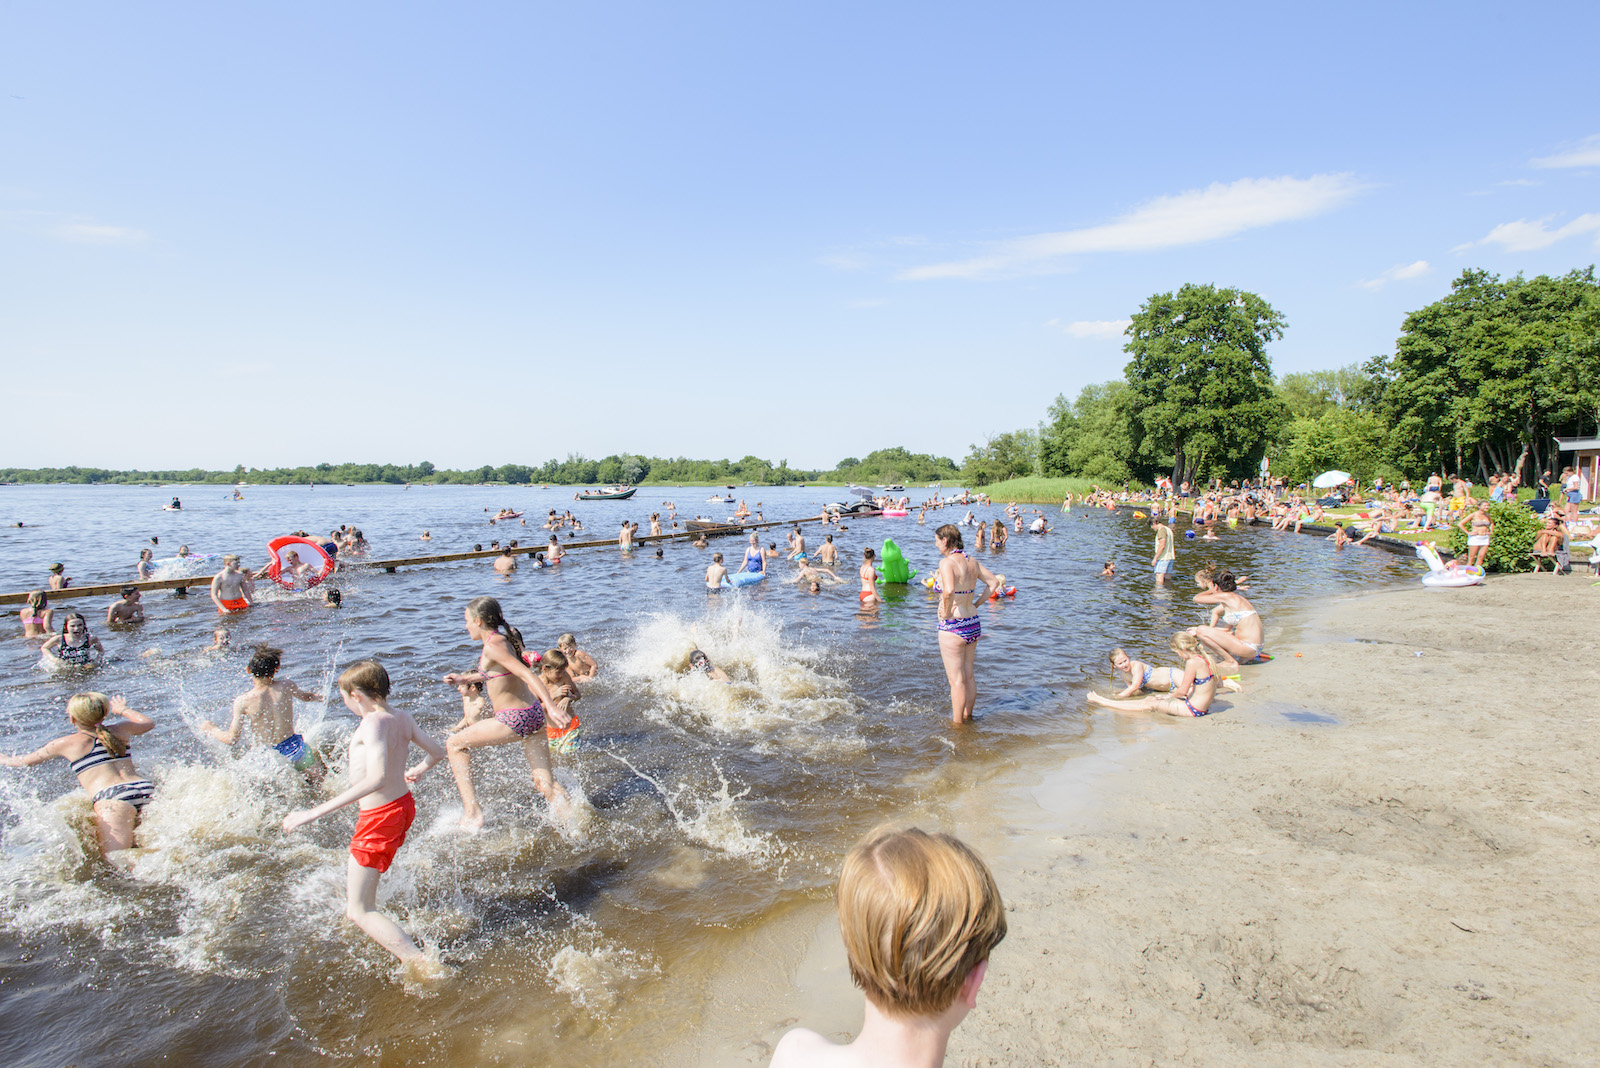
[1088,633,1221,717]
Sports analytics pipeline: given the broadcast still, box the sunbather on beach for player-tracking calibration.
[1189,570,1268,666]
[1088,633,1220,716]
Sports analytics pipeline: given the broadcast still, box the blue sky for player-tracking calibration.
[4,2,1597,471]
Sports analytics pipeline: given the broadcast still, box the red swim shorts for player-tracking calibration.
[349,792,416,872]
[218,597,249,614]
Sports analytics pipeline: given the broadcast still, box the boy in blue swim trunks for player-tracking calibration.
[201,646,327,783]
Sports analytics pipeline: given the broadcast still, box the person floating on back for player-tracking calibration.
[282,660,446,967]
[770,825,1007,1067]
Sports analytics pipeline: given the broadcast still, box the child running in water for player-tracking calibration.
[1087,633,1220,717]
[282,660,446,966]
[449,679,489,732]
[540,649,583,754]
[202,646,327,781]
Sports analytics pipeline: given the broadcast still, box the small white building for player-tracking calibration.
[1554,436,1598,500]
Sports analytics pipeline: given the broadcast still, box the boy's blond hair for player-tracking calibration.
[541,648,569,672]
[338,659,391,698]
[836,825,1006,1017]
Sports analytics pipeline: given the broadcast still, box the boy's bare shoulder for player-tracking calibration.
[770,1028,844,1067]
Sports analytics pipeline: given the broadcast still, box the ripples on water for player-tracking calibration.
[0,485,1414,1065]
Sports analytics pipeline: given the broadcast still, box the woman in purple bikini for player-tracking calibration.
[933,524,1005,726]
[442,596,569,829]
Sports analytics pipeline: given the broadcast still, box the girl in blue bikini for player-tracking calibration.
[1088,633,1219,717]
[933,524,1006,726]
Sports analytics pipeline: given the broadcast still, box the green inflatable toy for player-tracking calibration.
[876,538,917,584]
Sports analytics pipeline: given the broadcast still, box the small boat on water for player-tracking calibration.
[576,486,637,501]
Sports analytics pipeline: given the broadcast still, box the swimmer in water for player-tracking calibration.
[210,555,254,614]
[420,531,432,541]
[741,533,765,574]
[1087,633,1220,717]
[687,648,730,682]
[692,532,709,549]
[449,679,489,733]
[105,587,144,627]
[706,552,730,590]
[858,548,884,607]
[200,646,327,782]
[1100,560,1116,577]
[493,548,518,574]
[323,587,342,608]
[442,596,570,830]
[282,660,446,965]
[212,626,231,649]
[539,649,582,754]
[137,548,155,580]
[41,614,105,668]
[0,692,157,866]
[48,563,70,590]
[556,633,598,682]
[19,590,54,639]
[814,534,838,565]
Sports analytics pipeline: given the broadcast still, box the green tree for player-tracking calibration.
[1039,381,1133,482]
[1123,284,1289,486]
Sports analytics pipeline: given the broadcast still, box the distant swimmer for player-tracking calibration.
[282,660,446,966]
[420,531,432,541]
[858,548,884,608]
[19,590,54,639]
[41,613,105,668]
[137,548,155,580]
[210,555,254,614]
[692,532,710,549]
[706,552,730,590]
[105,587,145,627]
[556,633,598,682]
[443,596,570,830]
[1088,633,1219,717]
[200,646,327,782]
[814,534,838,565]
[687,648,730,682]
[1099,560,1116,577]
[932,524,1006,725]
[494,548,518,574]
[546,535,563,563]
[1028,515,1049,534]
[47,562,70,590]
[0,692,157,866]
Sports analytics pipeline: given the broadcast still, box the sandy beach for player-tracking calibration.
[706,574,1599,1066]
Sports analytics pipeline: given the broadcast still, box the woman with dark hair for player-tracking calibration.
[1190,571,1270,665]
[932,524,1005,725]
[442,596,569,829]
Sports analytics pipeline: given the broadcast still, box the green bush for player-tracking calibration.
[1446,501,1541,573]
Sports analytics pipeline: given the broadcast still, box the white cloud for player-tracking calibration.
[1456,214,1600,253]
[1052,318,1131,339]
[900,174,1364,281]
[1357,260,1432,291]
[819,252,868,272]
[1497,178,1539,187]
[1530,134,1600,169]
[54,222,148,243]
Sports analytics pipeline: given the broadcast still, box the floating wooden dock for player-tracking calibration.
[0,514,826,605]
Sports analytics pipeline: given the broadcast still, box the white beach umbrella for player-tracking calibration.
[1312,470,1352,489]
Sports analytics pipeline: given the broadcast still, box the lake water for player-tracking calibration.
[0,484,1415,1066]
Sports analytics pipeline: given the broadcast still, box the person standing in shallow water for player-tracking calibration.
[442,596,570,830]
[932,524,1005,725]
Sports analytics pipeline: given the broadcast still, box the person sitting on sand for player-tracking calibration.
[106,587,145,627]
[282,660,446,966]
[769,825,1006,1068]
[1189,570,1267,666]
[1089,633,1220,716]
[42,613,105,668]
[19,590,54,639]
[201,646,327,781]
[0,692,157,866]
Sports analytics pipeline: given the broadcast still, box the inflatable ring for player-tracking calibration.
[727,570,765,587]
[266,536,336,590]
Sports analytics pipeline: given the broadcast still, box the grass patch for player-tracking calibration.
[974,476,1097,503]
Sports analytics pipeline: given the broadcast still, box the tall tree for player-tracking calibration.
[1122,284,1289,485]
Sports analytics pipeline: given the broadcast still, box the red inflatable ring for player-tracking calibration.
[266,536,336,590]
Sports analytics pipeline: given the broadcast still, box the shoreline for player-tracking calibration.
[691,574,1599,1065]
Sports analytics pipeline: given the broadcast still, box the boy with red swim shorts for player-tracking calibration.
[282,659,446,964]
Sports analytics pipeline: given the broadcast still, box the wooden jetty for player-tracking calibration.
[0,514,826,605]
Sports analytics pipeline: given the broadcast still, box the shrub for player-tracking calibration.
[1446,501,1541,573]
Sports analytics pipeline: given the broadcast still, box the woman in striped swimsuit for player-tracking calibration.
[442,596,569,830]
[933,524,1006,726]
[0,692,156,863]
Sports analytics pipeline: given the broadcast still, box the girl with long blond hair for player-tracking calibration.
[1088,633,1220,717]
[0,692,156,861]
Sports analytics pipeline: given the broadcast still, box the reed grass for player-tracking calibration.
[973,476,1097,503]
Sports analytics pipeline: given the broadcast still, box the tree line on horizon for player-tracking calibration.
[0,446,964,489]
[960,265,1599,489]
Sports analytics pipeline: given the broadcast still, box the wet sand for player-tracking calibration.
[706,575,1600,1066]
